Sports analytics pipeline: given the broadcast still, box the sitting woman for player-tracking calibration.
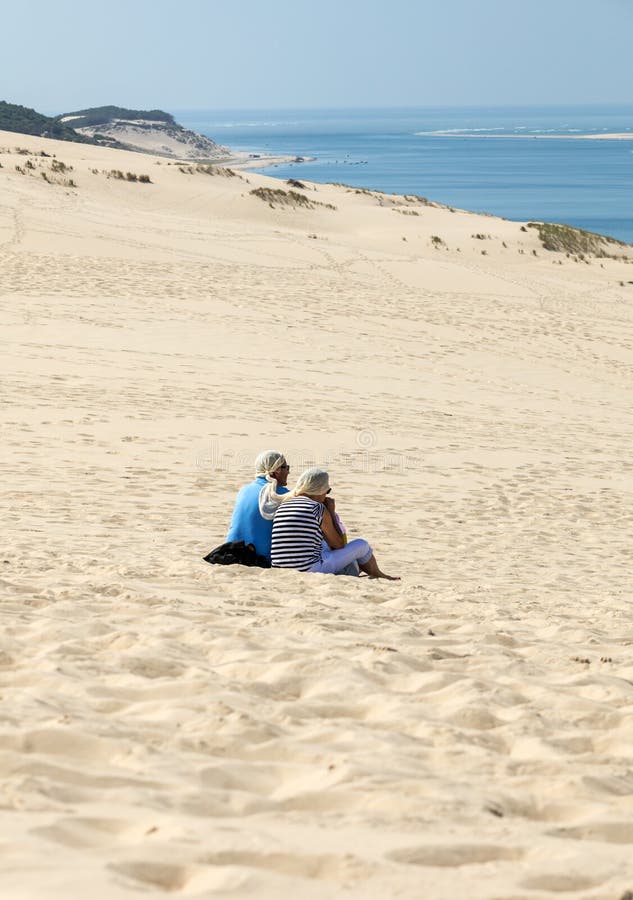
[270,468,399,579]
[226,450,289,560]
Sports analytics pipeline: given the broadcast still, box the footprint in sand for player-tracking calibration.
[200,849,374,881]
[32,816,131,849]
[520,872,607,893]
[388,843,524,867]
[110,861,197,893]
[550,821,633,844]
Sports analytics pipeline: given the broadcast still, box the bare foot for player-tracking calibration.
[359,555,400,580]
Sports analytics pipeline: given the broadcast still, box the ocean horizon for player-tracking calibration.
[174,104,633,244]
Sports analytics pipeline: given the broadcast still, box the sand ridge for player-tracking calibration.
[1,130,633,898]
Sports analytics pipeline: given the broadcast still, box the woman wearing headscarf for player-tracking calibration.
[270,468,399,579]
[225,450,290,560]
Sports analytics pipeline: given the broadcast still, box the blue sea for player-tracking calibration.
[173,106,633,243]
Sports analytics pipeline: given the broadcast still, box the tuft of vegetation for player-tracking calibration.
[527,221,630,258]
[404,194,435,207]
[287,178,306,189]
[178,164,240,178]
[250,187,336,211]
[51,159,72,173]
[104,169,150,184]
[430,235,445,247]
[471,233,490,240]
[251,187,311,208]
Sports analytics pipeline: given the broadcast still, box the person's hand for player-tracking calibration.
[323,495,335,513]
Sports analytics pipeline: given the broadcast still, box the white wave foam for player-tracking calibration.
[414,126,507,136]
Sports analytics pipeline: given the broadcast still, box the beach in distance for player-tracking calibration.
[2,126,633,899]
[176,104,633,243]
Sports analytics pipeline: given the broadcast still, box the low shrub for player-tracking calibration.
[178,164,239,178]
[527,221,629,258]
[250,187,336,210]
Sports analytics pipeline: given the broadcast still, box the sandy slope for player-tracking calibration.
[70,118,228,160]
[1,130,633,899]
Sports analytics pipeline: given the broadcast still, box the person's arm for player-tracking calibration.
[323,496,344,536]
[320,505,345,550]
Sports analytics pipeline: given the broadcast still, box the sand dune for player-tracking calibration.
[1,130,633,899]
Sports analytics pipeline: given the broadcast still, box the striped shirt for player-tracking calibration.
[271,497,324,571]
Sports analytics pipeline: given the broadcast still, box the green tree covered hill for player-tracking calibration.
[0,100,91,142]
[58,106,175,127]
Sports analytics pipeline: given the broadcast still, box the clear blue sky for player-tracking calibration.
[2,0,632,113]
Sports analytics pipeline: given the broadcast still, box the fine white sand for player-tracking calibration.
[2,130,633,900]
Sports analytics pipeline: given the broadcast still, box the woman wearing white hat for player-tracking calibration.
[270,468,399,579]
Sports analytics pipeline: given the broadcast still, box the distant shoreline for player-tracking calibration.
[223,150,315,171]
[422,132,633,140]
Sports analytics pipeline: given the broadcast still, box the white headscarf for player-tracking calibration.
[255,450,286,477]
[256,450,288,520]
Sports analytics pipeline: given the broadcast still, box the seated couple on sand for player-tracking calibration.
[226,450,398,579]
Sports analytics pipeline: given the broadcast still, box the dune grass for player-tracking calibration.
[528,221,629,258]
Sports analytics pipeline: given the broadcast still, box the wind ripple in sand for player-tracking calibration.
[2,578,633,897]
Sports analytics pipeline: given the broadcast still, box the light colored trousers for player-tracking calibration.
[309,539,373,576]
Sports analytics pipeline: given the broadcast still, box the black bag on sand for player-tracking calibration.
[203,541,271,569]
